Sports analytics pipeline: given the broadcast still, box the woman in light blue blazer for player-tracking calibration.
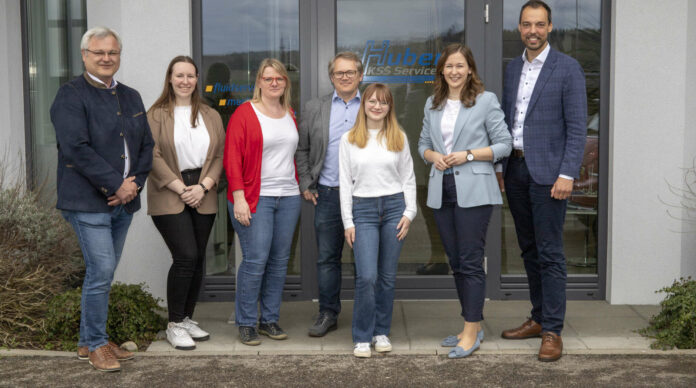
[418,43,512,359]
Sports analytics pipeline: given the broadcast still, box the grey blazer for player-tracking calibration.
[418,91,512,209]
[296,93,333,193]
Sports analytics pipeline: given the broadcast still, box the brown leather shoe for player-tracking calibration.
[107,341,135,361]
[538,332,563,362]
[501,318,542,339]
[88,344,121,372]
[77,346,89,360]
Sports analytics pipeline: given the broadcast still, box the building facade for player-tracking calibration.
[1,0,695,305]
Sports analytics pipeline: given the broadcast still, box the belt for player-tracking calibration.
[317,184,339,191]
[512,149,525,159]
[181,168,202,175]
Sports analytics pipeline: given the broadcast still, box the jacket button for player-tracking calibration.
[120,154,125,159]
[117,112,121,116]
[111,91,116,95]
[101,187,107,193]
[120,132,124,137]
[455,171,460,175]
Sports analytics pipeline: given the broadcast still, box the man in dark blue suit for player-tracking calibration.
[498,1,587,362]
[50,26,153,372]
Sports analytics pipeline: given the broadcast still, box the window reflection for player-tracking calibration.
[201,0,301,277]
[501,0,601,275]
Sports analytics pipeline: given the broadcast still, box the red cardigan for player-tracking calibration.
[223,101,298,213]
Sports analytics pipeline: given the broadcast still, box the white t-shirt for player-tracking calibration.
[173,106,210,171]
[441,99,461,154]
[251,104,300,196]
[339,129,417,229]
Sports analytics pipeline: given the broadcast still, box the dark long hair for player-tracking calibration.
[149,56,202,127]
[430,44,484,110]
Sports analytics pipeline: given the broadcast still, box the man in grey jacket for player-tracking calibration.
[296,52,363,337]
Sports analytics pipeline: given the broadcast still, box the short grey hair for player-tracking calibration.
[80,26,122,51]
[328,51,363,77]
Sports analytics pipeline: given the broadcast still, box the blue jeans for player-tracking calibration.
[61,205,133,351]
[351,193,406,343]
[505,157,568,334]
[314,185,346,317]
[228,195,301,327]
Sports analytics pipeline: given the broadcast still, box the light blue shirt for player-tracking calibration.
[318,90,361,187]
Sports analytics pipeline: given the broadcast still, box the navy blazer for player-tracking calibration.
[502,47,587,185]
[50,74,154,214]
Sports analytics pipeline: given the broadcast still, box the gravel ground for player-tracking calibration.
[1,354,695,387]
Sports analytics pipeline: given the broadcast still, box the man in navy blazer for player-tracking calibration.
[498,1,587,362]
[50,26,153,372]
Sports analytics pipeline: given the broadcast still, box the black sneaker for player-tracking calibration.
[308,312,338,337]
[238,326,261,346]
[258,322,288,340]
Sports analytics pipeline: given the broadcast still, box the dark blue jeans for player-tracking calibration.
[505,157,568,335]
[314,184,346,317]
[433,175,492,322]
[61,205,133,351]
[351,193,406,343]
[229,195,301,327]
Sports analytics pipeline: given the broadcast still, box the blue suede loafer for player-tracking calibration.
[448,337,481,359]
[441,330,484,347]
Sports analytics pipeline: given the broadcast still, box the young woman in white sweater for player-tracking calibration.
[338,83,416,358]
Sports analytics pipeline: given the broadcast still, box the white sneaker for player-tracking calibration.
[180,317,210,341]
[167,322,196,350]
[353,342,371,358]
[372,335,392,352]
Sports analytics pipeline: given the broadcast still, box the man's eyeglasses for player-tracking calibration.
[332,70,359,79]
[261,76,287,84]
[84,49,121,58]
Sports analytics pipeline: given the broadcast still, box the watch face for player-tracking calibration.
[467,153,474,161]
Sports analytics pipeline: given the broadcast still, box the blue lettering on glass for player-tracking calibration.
[361,40,441,84]
[212,83,254,93]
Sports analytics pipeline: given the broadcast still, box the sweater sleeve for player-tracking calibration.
[224,107,247,193]
[338,134,355,230]
[399,134,417,221]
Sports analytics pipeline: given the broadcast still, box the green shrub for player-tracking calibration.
[639,277,696,349]
[45,283,167,351]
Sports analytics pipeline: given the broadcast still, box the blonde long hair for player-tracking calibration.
[251,58,292,112]
[347,83,404,152]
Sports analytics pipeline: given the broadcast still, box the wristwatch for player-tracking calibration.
[199,183,209,194]
[466,150,475,162]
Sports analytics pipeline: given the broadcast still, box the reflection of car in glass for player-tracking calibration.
[569,114,599,210]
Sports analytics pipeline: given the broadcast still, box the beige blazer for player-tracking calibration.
[146,104,225,216]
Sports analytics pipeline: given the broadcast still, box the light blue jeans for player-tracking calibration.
[61,205,133,351]
[229,195,301,327]
[351,193,406,343]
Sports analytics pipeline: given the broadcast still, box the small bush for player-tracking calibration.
[45,283,167,351]
[639,277,696,349]
[0,169,84,348]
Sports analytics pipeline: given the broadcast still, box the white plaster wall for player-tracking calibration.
[608,1,691,303]
[0,0,26,187]
[87,0,192,303]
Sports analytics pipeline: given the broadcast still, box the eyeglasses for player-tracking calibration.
[84,49,121,58]
[366,99,389,107]
[261,76,287,84]
[332,70,359,79]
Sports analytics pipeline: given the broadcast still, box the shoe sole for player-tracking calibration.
[258,329,288,340]
[501,333,541,340]
[374,345,392,353]
[354,351,371,358]
[173,345,196,350]
[240,339,261,346]
[538,354,562,362]
[308,323,337,337]
[89,361,121,372]
[79,353,133,361]
[192,335,210,341]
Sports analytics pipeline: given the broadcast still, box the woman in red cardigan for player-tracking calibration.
[223,58,300,346]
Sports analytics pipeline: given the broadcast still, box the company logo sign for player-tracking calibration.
[361,40,441,84]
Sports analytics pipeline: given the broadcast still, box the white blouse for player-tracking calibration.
[339,129,417,229]
[440,99,461,155]
[251,104,300,197]
[174,106,210,171]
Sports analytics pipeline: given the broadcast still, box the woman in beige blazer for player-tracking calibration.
[147,56,224,351]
